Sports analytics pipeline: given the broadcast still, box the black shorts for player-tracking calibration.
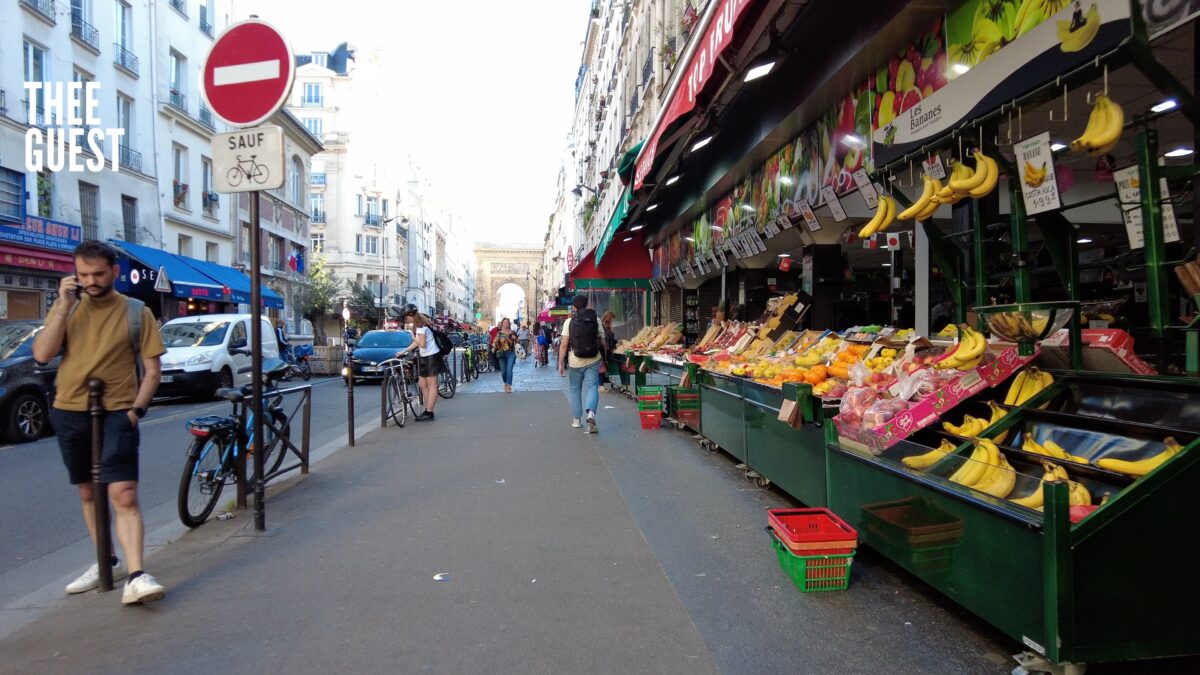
[50,408,141,485]
[417,354,444,378]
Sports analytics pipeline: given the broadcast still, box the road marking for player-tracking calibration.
[213,60,280,86]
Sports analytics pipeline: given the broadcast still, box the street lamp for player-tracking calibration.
[571,184,597,197]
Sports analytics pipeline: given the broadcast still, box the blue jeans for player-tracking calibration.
[499,350,516,385]
[568,361,601,419]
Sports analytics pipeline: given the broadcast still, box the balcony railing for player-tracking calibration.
[301,96,324,107]
[311,211,326,223]
[22,100,54,129]
[119,145,142,172]
[71,15,101,50]
[19,0,56,24]
[202,191,219,211]
[198,104,215,130]
[200,16,213,37]
[113,43,139,75]
[642,52,652,86]
[168,89,186,113]
[173,182,189,207]
[168,0,187,17]
[311,173,325,185]
[364,214,380,226]
[0,90,6,118]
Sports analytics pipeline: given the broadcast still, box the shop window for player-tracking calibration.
[78,181,99,240]
[0,168,22,223]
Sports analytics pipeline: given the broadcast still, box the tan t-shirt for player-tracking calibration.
[49,292,166,411]
[561,317,602,369]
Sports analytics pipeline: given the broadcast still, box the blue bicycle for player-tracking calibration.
[177,358,292,527]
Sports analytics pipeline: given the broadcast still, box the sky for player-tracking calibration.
[236,0,592,247]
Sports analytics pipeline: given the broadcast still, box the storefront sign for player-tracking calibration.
[0,216,83,253]
[1112,165,1182,249]
[0,245,74,273]
[634,0,754,189]
[820,186,847,222]
[1015,132,1061,215]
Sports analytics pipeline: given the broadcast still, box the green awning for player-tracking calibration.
[617,141,644,185]
[595,186,632,265]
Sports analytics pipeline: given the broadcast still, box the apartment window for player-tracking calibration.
[206,242,218,263]
[121,195,137,241]
[178,234,193,257]
[310,193,324,219]
[355,234,363,254]
[71,0,99,50]
[23,41,49,122]
[302,117,322,136]
[115,1,132,49]
[272,236,284,269]
[365,235,378,255]
[302,83,322,106]
[199,0,214,35]
[312,52,328,68]
[366,197,379,217]
[116,94,133,144]
[173,145,189,208]
[311,233,324,252]
[37,171,52,218]
[356,194,363,215]
[0,169,24,223]
[382,199,389,218]
[169,51,186,110]
[78,182,99,240]
[289,156,303,205]
[201,157,215,214]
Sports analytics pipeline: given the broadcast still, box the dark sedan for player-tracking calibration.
[347,330,414,381]
[0,321,58,443]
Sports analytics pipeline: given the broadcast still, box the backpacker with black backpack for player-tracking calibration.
[431,327,454,357]
[569,308,601,359]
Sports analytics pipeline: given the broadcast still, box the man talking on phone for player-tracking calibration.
[32,240,167,605]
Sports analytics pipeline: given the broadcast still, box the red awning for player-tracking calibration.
[633,0,757,190]
[570,232,651,283]
[0,245,75,273]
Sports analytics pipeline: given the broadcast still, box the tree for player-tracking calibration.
[347,281,380,330]
[295,254,342,341]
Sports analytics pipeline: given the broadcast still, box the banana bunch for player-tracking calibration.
[895,175,943,222]
[858,195,897,239]
[1021,436,1088,464]
[946,439,1015,498]
[1057,3,1100,53]
[934,323,987,370]
[947,150,1000,200]
[1004,368,1054,407]
[943,413,987,437]
[1094,437,1186,477]
[985,400,1010,445]
[1008,462,1090,509]
[1022,161,1049,188]
[902,439,959,470]
[1070,94,1124,155]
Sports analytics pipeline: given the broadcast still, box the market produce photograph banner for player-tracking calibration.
[873,0,1132,165]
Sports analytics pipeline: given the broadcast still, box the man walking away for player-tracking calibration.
[32,240,167,605]
[559,295,604,433]
[516,322,530,360]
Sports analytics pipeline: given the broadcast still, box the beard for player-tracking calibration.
[85,280,114,297]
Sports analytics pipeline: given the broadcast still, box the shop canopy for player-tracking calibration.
[570,231,651,290]
[110,240,284,309]
[594,186,632,266]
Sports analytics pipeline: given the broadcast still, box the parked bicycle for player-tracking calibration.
[281,343,313,382]
[439,354,456,399]
[378,353,421,427]
[177,358,292,527]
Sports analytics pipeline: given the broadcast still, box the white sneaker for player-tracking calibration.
[122,573,166,605]
[571,418,582,428]
[66,559,128,594]
[587,413,597,434]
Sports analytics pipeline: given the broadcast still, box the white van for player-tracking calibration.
[158,314,280,398]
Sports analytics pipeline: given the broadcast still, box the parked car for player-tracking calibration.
[0,321,58,443]
[158,314,279,398]
[347,329,414,381]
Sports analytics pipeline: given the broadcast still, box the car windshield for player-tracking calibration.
[357,331,412,348]
[161,321,230,348]
[0,323,37,359]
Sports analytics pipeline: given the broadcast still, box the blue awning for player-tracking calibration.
[111,240,226,301]
[181,257,285,309]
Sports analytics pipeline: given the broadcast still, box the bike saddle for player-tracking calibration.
[215,387,245,402]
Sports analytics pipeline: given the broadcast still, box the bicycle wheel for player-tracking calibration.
[299,360,312,381]
[178,434,227,527]
[439,361,456,399]
[246,410,289,483]
[226,167,243,188]
[387,373,408,427]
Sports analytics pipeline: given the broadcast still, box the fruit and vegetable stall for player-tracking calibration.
[598,0,1200,669]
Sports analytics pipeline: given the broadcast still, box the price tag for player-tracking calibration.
[695,255,708,274]
[764,219,780,238]
[923,155,947,180]
[755,230,768,252]
[798,199,821,231]
[674,267,685,284]
[853,169,878,209]
[715,245,728,267]
[1113,165,1182,249]
[820,186,847,222]
[1015,131,1061,216]
[957,368,984,392]
[687,260,698,278]
[777,214,793,230]
[708,250,719,269]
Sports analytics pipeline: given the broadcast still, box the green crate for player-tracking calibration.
[770,534,854,593]
[637,385,665,397]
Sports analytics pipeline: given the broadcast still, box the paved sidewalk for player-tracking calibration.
[1,357,1057,674]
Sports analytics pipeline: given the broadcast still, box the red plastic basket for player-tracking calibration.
[675,409,700,428]
[767,508,858,556]
[639,411,662,429]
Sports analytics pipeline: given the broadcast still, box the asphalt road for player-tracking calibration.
[0,376,379,604]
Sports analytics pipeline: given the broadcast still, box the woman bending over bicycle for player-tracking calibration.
[396,304,441,421]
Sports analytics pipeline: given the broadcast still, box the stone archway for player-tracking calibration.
[473,244,542,326]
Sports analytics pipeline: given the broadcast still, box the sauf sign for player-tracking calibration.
[213,126,284,192]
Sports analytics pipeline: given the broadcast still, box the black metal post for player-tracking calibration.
[301,387,311,474]
[346,361,355,447]
[380,367,389,428]
[87,379,113,592]
[249,190,266,532]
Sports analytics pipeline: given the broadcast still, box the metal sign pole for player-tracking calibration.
[249,191,266,532]
[87,379,113,592]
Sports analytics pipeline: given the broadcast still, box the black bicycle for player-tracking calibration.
[177,359,292,527]
[439,355,457,398]
[379,354,421,427]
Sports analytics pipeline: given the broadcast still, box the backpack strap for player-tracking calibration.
[126,297,145,384]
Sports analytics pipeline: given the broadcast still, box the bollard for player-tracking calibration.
[87,379,113,592]
[345,360,355,447]
[380,367,389,428]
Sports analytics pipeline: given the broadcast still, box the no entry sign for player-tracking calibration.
[201,19,294,128]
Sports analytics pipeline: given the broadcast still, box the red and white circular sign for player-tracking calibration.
[200,19,294,128]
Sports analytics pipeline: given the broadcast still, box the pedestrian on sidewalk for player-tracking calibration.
[397,304,443,421]
[517,323,531,360]
[31,240,168,605]
[559,295,605,433]
[493,318,517,392]
[599,310,617,393]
